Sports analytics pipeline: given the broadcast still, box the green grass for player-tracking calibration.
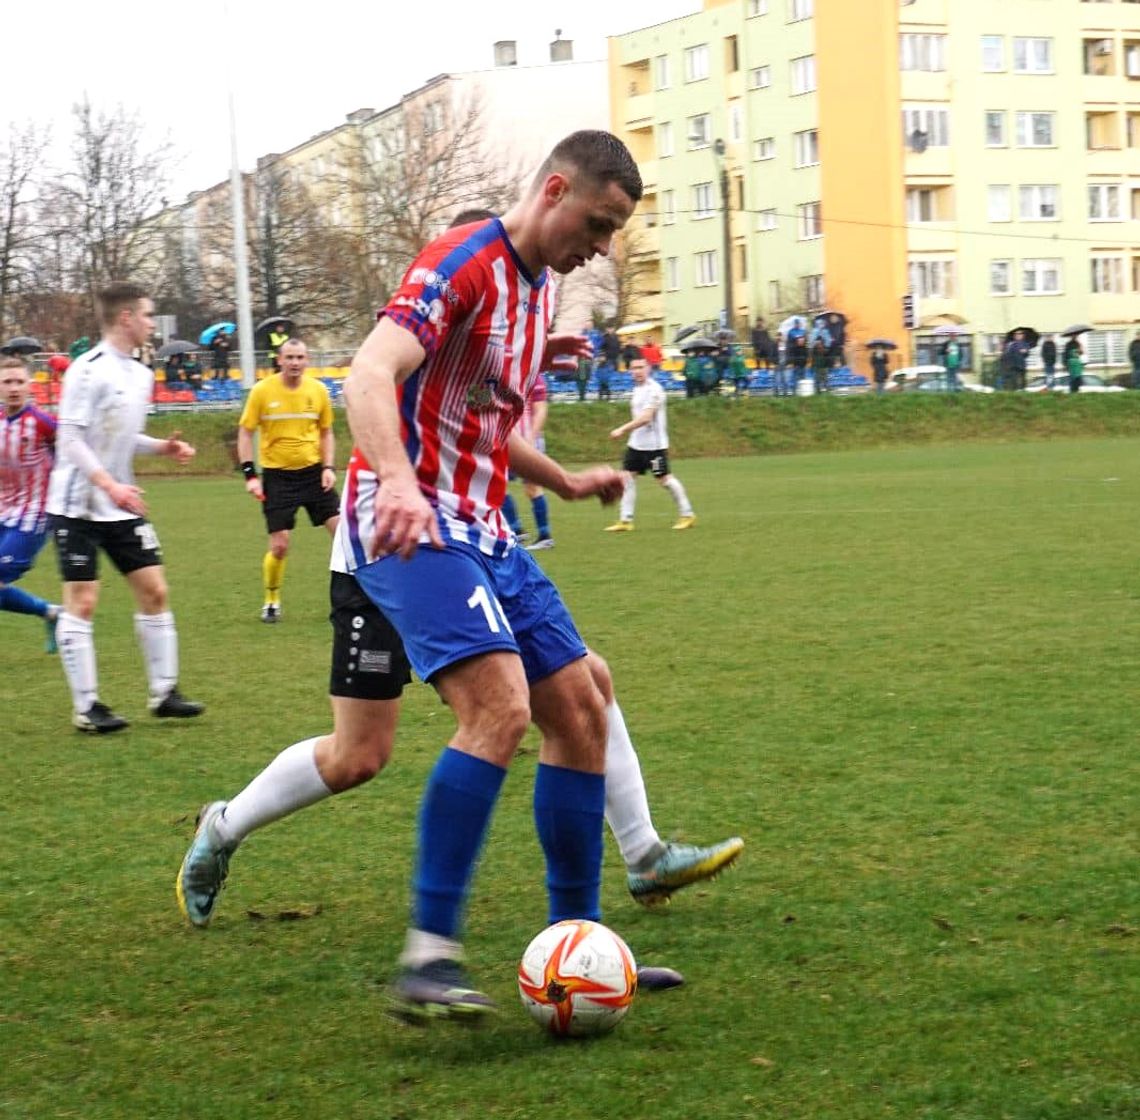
[3,439,1139,1119]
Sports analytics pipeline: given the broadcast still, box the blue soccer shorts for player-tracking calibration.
[353,538,587,684]
[0,525,48,584]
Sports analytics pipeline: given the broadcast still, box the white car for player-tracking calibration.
[892,365,994,393]
[1023,373,1126,394]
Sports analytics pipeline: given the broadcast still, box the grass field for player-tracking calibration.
[2,439,1138,1119]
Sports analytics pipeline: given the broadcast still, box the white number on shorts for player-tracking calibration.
[466,584,512,635]
[134,523,161,552]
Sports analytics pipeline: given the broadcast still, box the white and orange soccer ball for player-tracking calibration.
[517,919,638,1037]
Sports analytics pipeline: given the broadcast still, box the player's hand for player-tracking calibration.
[370,475,443,561]
[245,477,265,502]
[108,481,147,516]
[543,334,590,374]
[563,466,625,505]
[164,431,196,464]
[320,467,336,492]
[608,427,624,440]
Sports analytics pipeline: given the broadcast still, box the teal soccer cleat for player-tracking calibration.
[627,836,744,908]
[176,801,236,928]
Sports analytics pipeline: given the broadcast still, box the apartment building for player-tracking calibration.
[612,0,1140,372]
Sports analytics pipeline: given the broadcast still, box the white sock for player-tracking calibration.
[214,737,332,845]
[603,700,662,869]
[619,476,636,522]
[134,611,178,701]
[57,612,98,714]
[664,476,693,517]
[400,929,464,969]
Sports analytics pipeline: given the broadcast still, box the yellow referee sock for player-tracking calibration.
[263,552,287,607]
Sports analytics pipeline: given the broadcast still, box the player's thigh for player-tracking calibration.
[0,526,47,584]
[528,656,607,773]
[433,649,530,763]
[328,570,412,702]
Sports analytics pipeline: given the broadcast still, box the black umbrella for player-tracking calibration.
[1005,326,1039,348]
[156,340,196,359]
[1060,324,1092,337]
[1,336,42,355]
[865,339,898,350]
[679,336,719,353]
[673,325,700,345]
[256,316,294,336]
[714,328,737,343]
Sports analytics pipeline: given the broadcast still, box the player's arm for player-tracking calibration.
[318,424,336,491]
[235,422,264,501]
[344,317,443,559]
[610,404,657,441]
[508,431,623,505]
[135,431,195,464]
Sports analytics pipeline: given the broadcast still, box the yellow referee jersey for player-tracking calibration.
[238,374,334,471]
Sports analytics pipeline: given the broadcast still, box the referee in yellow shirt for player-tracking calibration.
[237,338,339,623]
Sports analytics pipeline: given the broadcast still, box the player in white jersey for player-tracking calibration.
[605,357,696,532]
[0,356,61,650]
[46,281,205,734]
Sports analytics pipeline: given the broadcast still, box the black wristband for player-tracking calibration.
[322,464,335,471]
[241,461,257,480]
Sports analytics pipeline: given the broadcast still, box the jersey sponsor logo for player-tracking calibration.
[390,294,446,326]
[406,267,455,303]
[358,649,392,674]
[466,377,500,410]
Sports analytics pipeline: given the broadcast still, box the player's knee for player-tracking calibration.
[270,538,289,559]
[319,729,391,792]
[64,585,99,619]
[585,650,613,705]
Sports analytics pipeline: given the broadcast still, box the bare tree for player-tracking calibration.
[578,215,659,329]
[44,99,174,317]
[0,121,50,336]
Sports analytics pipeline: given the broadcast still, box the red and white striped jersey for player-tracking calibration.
[0,405,57,532]
[337,218,557,567]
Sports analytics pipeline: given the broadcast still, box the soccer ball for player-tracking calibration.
[517,919,637,1037]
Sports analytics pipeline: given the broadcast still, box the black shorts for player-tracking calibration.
[622,447,671,479]
[49,515,163,582]
[328,571,412,701]
[262,464,340,534]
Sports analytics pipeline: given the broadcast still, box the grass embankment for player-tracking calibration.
[137,392,1140,476]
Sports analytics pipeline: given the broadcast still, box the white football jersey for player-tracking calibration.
[627,379,668,451]
[46,343,154,521]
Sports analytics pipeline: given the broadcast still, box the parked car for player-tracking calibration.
[1023,373,1125,394]
[892,365,994,394]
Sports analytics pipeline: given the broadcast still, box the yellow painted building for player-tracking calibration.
[612,0,1140,376]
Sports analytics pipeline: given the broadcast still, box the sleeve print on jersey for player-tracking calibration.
[383,256,474,360]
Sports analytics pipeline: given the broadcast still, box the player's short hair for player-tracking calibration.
[0,355,29,373]
[534,130,643,203]
[279,337,306,352]
[449,208,495,228]
[97,281,150,325]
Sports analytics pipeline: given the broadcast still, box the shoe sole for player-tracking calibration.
[631,838,745,908]
[73,717,129,734]
[386,993,496,1026]
[153,707,205,719]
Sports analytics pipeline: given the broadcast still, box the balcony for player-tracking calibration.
[623,92,654,129]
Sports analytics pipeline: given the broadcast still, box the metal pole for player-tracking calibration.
[716,139,734,333]
[228,89,256,391]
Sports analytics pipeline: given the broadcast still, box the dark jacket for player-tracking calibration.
[1129,338,1140,366]
[1040,338,1057,367]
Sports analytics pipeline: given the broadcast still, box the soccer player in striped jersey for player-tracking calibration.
[0,356,61,651]
[45,281,204,734]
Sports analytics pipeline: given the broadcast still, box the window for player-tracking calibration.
[655,122,673,159]
[695,250,718,287]
[726,35,740,73]
[1086,110,1121,150]
[729,101,744,143]
[693,182,715,219]
[1088,183,1121,221]
[758,208,778,230]
[797,201,822,239]
[1021,258,1062,294]
[1084,38,1117,76]
[661,189,676,225]
[768,280,783,310]
[685,44,709,82]
[791,55,816,95]
[985,111,1007,147]
[906,187,947,223]
[802,274,824,308]
[1013,37,1053,74]
[1091,255,1124,293]
[738,245,749,282]
[908,259,956,298]
[654,54,671,90]
[900,34,946,72]
[1015,111,1054,147]
[753,137,775,160]
[1019,184,1059,221]
[1126,43,1140,79]
[903,107,950,147]
[750,65,771,89]
[981,35,1005,73]
[990,260,1013,296]
[790,0,813,20]
[748,0,769,14]
[665,256,680,291]
[688,113,711,149]
[793,129,819,167]
[987,185,1012,222]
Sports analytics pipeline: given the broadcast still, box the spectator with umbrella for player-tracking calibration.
[200,322,236,382]
[1002,327,1037,391]
[1063,333,1085,393]
[1040,334,1058,390]
[1,336,42,356]
[257,316,294,372]
[867,340,895,393]
[157,340,195,386]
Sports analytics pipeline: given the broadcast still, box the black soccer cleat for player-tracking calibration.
[73,701,129,735]
[150,687,205,719]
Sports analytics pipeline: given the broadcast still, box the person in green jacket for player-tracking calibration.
[1063,337,1084,393]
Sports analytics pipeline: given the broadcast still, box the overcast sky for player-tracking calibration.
[7,0,698,200]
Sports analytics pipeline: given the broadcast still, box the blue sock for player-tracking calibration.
[412,747,507,938]
[502,494,523,534]
[531,495,550,539]
[0,585,50,617]
[534,763,605,923]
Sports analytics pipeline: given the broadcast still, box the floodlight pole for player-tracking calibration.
[714,138,734,334]
[228,89,256,391]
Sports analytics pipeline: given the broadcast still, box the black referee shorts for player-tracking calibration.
[262,464,340,533]
[328,571,412,701]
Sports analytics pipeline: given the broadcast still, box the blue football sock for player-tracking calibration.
[0,585,50,618]
[412,747,507,939]
[501,494,523,534]
[534,763,605,924]
[531,495,550,538]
